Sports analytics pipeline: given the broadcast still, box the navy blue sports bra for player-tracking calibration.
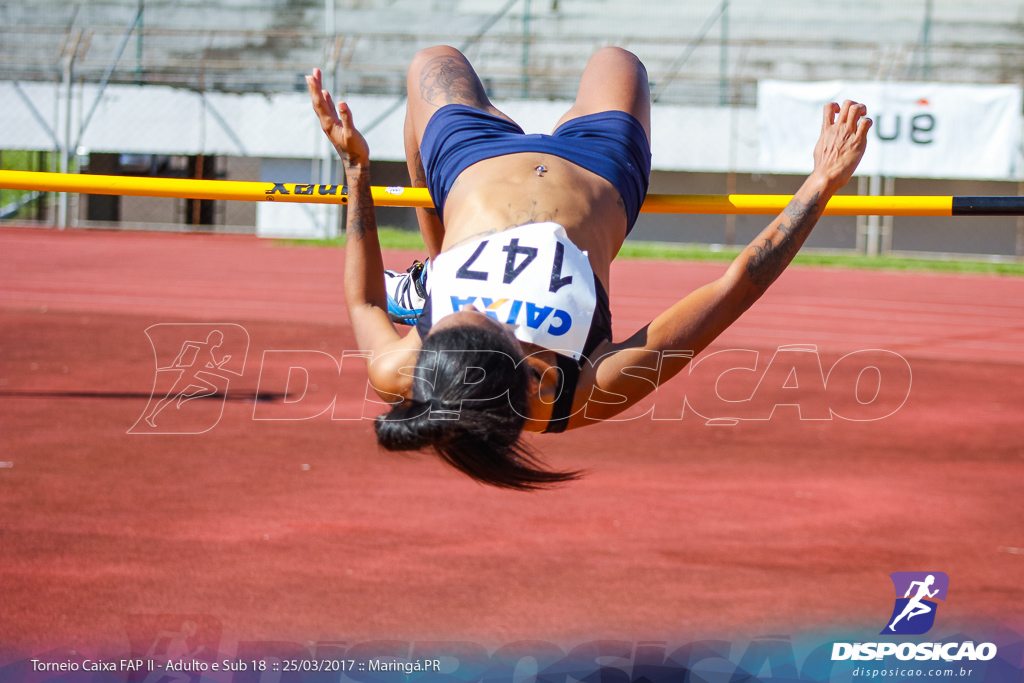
[419,104,652,233]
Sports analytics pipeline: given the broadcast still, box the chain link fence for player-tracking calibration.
[1,0,1022,254]
[5,0,1022,99]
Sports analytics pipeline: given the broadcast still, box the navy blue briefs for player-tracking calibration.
[419,104,652,233]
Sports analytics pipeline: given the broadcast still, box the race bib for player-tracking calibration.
[428,222,597,360]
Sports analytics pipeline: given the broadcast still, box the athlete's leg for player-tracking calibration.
[906,603,932,620]
[146,373,187,426]
[889,603,915,629]
[404,107,445,259]
[554,47,651,142]
[405,45,510,143]
[389,47,519,325]
[174,375,219,408]
[404,45,511,256]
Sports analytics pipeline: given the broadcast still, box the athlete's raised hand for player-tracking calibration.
[811,100,871,193]
[307,68,370,168]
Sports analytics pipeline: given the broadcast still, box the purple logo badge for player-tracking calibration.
[881,572,949,635]
[129,324,249,434]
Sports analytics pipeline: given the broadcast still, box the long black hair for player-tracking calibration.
[374,324,581,490]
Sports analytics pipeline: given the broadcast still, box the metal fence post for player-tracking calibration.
[881,176,895,255]
[855,175,867,253]
[521,0,531,99]
[1017,180,1023,262]
[719,0,729,105]
[866,174,882,257]
[58,33,79,230]
[322,0,340,239]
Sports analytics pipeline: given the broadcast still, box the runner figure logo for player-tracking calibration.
[881,571,949,635]
[129,324,249,434]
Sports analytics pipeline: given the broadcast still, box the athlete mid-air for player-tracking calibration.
[306,45,870,489]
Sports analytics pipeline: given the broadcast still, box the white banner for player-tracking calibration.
[757,80,1023,180]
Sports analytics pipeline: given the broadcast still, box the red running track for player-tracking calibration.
[1,227,1022,658]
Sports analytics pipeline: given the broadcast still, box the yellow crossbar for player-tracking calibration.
[0,170,958,216]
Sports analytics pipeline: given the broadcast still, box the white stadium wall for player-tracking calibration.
[2,80,1022,254]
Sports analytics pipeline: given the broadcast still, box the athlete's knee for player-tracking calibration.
[408,45,464,81]
[589,46,645,72]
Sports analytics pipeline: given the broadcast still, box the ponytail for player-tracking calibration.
[374,325,581,490]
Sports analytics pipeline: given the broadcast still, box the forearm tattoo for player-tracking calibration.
[344,149,366,168]
[745,192,821,290]
[346,168,375,241]
[419,56,490,107]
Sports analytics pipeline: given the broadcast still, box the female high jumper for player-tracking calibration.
[306,46,871,490]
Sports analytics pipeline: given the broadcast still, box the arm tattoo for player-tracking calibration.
[745,192,821,290]
[341,144,366,168]
[419,56,489,107]
[346,168,375,242]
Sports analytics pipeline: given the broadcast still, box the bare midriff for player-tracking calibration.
[438,152,627,291]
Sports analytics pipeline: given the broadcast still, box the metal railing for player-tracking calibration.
[2,0,1022,104]
[2,0,1022,258]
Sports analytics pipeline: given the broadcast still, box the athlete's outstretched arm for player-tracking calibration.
[307,68,395,350]
[728,100,870,307]
[305,66,421,397]
[308,69,421,400]
[590,101,870,416]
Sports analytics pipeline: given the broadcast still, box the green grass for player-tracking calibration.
[278,227,428,251]
[276,228,1024,276]
[1,150,54,171]
[617,241,1024,275]
[1,150,57,218]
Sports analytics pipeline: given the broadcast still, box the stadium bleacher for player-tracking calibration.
[3,0,1022,103]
